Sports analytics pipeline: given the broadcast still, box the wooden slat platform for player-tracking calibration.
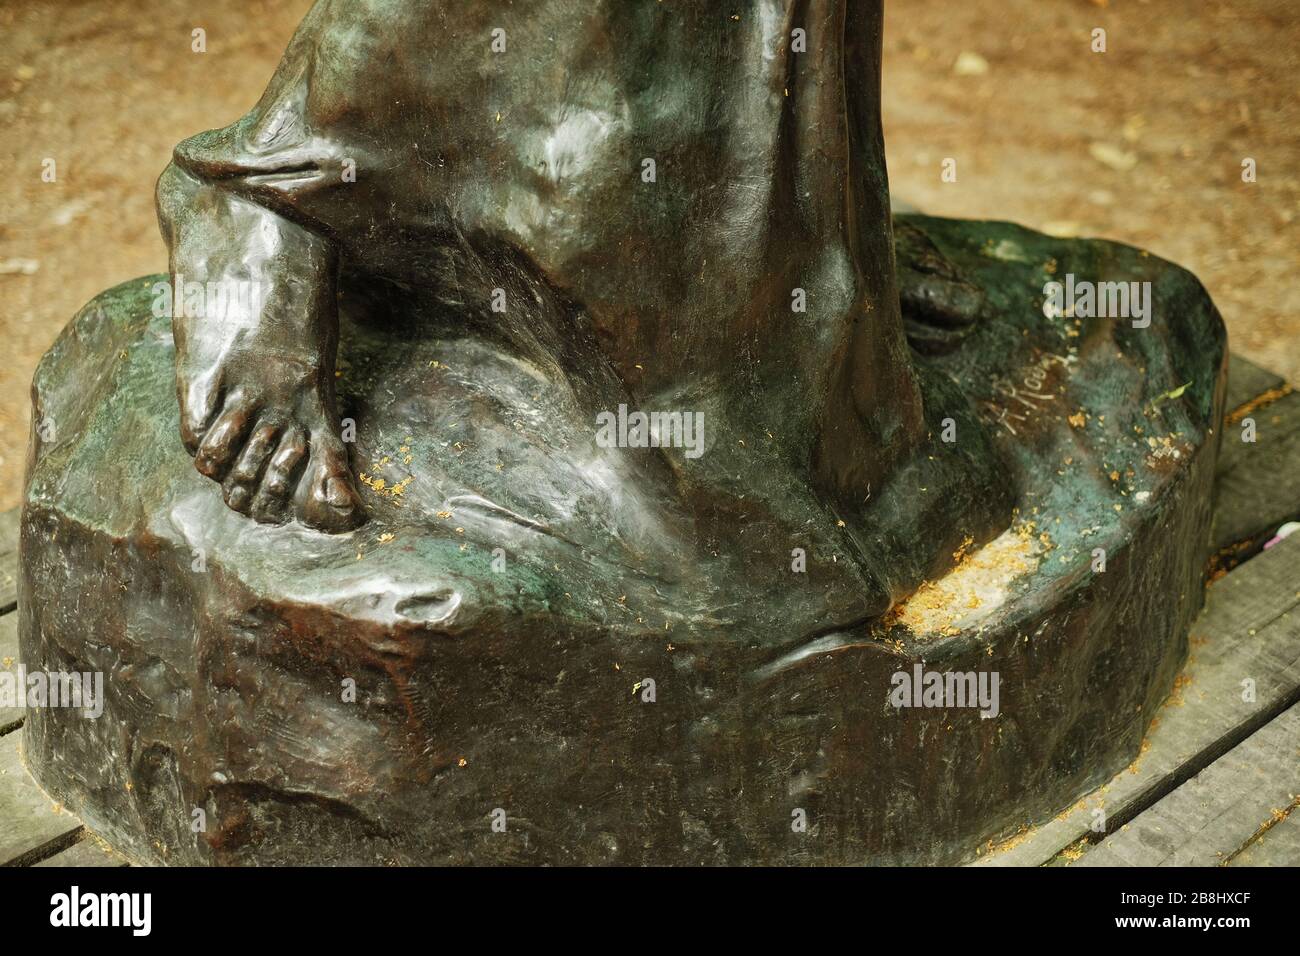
[1074,703,1299,866]
[2,354,1297,867]
[0,734,83,867]
[32,834,129,868]
[0,615,21,735]
[1212,356,1300,559]
[1227,804,1300,866]
[1223,353,1286,413]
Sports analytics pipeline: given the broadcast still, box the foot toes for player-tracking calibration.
[195,394,256,480]
[230,423,280,483]
[250,428,308,523]
[223,482,254,514]
[266,429,309,497]
[222,422,280,514]
[298,439,364,533]
[178,369,222,454]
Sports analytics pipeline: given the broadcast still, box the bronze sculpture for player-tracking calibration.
[20,0,1226,864]
[155,0,1006,608]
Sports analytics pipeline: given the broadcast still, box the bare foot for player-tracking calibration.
[180,359,364,534]
[161,162,364,533]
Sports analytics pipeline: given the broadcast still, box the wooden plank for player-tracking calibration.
[974,532,1300,866]
[33,834,129,868]
[1216,353,1293,478]
[1224,353,1286,418]
[0,732,82,866]
[0,507,16,615]
[1212,390,1300,553]
[0,614,20,735]
[1072,703,1300,866]
[1227,805,1300,866]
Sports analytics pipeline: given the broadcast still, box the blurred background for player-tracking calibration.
[0,0,1297,511]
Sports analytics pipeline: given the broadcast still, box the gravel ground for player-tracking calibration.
[1,0,1296,510]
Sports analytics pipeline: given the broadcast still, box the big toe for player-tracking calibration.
[178,368,222,455]
[298,441,364,533]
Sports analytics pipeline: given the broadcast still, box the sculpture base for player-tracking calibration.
[20,215,1225,864]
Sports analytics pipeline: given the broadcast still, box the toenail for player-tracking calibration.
[324,477,353,507]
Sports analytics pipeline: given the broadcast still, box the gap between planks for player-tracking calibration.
[1070,702,1300,866]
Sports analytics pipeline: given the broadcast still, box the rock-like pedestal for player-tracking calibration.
[20,215,1225,865]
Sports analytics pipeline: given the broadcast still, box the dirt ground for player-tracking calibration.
[1,0,1297,511]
